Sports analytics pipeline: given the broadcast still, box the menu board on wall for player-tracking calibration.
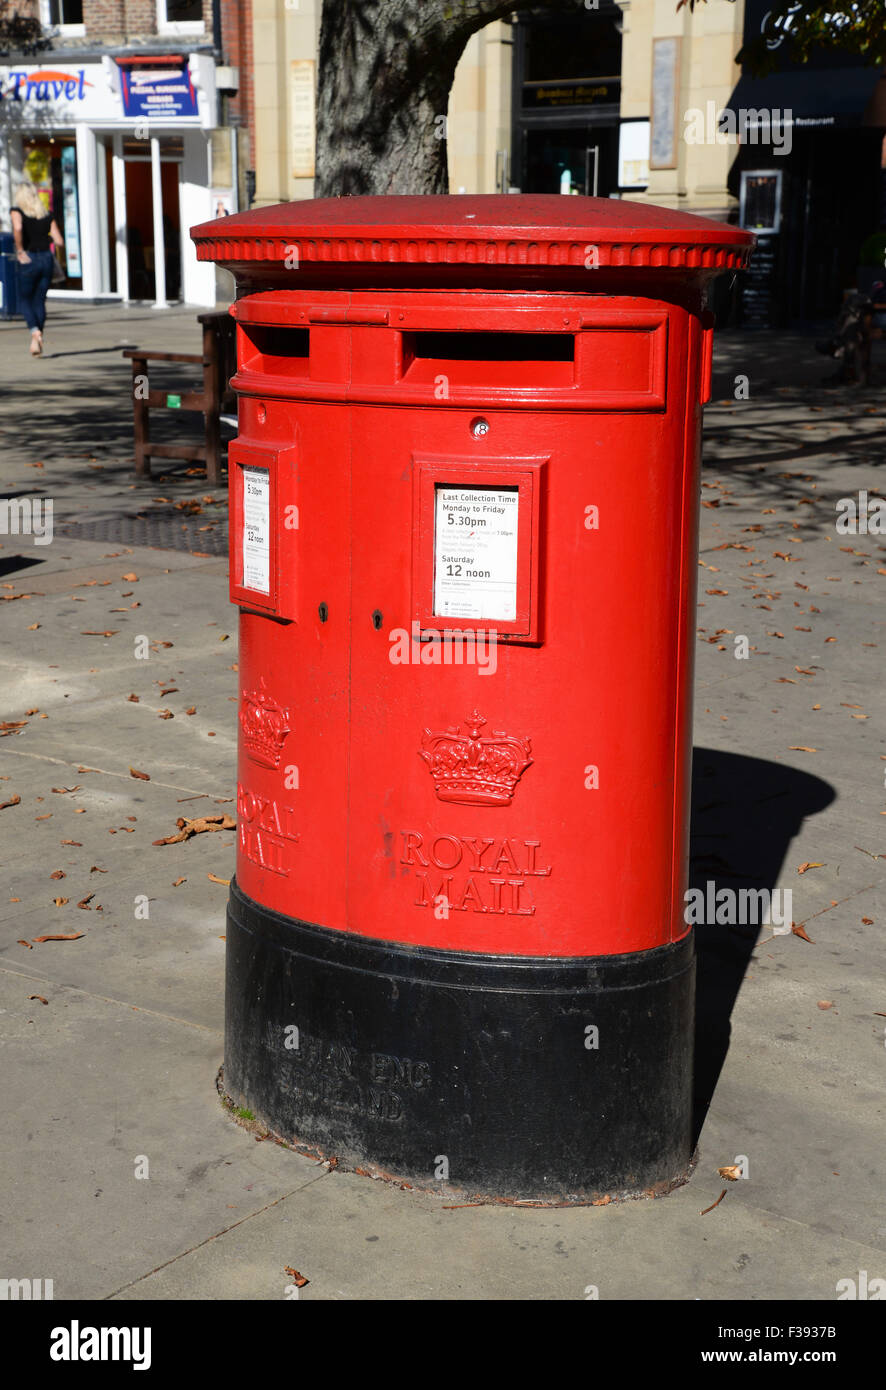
[650,37,680,170]
[291,60,316,179]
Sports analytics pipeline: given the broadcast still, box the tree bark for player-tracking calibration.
[314,0,578,197]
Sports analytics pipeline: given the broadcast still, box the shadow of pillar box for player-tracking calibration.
[191,196,755,1203]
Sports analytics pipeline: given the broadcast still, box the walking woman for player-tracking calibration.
[10,182,64,357]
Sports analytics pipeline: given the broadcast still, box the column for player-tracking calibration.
[111,133,129,301]
[150,135,167,307]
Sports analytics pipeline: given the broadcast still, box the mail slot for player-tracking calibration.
[192,196,753,1203]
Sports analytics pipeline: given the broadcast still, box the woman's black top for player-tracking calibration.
[17,211,53,253]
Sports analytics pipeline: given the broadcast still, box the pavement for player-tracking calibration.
[0,299,883,1302]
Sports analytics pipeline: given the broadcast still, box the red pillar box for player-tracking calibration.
[192,197,753,1202]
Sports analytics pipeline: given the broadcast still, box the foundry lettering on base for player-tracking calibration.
[400,829,551,916]
[282,1032,431,1124]
[237,784,299,876]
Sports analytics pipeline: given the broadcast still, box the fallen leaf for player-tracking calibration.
[158,709,174,719]
[52,896,68,906]
[700,1190,728,1216]
[76,893,95,909]
[789,746,817,753]
[50,870,66,880]
[61,840,82,846]
[185,706,196,715]
[283,1268,309,1288]
[80,630,118,637]
[17,939,33,949]
[172,877,186,887]
[208,872,231,886]
[862,917,874,925]
[121,572,139,582]
[129,767,150,781]
[817,1000,834,1010]
[792,923,815,942]
[32,933,84,942]
[153,814,235,845]
[718,1165,742,1182]
[797,862,824,874]
[127,693,140,703]
[0,794,21,810]
[591,1195,611,1206]
[28,995,49,1005]
[51,786,80,794]
[90,866,107,873]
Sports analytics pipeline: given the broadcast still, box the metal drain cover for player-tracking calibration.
[56,510,228,557]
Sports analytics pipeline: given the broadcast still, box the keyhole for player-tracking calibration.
[318,602,329,623]
[371,610,383,630]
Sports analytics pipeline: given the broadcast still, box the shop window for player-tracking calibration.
[22,139,83,290]
[42,0,84,30]
[524,13,621,84]
[157,0,204,32]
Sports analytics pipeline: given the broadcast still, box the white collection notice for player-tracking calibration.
[433,485,519,621]
[242,467,270,593]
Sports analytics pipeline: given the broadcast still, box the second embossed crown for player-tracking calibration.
[419,710,532,806]
[239,681,290,769]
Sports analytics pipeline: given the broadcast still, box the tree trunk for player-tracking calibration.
[314,0,573,197]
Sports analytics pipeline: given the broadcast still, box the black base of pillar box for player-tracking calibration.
[224,879,696,1202]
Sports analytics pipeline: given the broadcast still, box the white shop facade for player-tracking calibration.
[0,54,222,306]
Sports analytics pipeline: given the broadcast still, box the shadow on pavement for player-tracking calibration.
[690,745,836,1144]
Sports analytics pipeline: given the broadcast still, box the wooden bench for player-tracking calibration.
[123,310,237,485]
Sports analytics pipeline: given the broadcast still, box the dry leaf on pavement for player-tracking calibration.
[153,814,235,845]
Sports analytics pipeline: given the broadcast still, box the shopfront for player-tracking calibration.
[725,0,886,325]
[0,54,222,306]
[510,7,623,197]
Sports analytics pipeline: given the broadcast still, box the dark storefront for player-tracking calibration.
[726,0,886,325]
[511,7,623,197]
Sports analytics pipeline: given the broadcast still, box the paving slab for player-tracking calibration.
[0,303,884,1303]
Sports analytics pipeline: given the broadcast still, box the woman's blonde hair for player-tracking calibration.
[13,181,47,219]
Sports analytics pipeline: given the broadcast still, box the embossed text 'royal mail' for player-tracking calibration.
[400,830,551,916]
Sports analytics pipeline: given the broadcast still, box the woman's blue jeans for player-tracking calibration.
[16,251,54,332]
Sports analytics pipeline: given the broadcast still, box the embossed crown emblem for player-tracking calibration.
[239,680,290,769]
[419,710,532,807]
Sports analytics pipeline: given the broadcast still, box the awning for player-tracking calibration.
[724,67,883,130]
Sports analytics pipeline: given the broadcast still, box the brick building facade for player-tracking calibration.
[1,0,254,305]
